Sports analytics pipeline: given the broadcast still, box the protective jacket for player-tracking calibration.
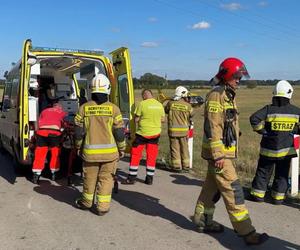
[165,99,194,137]
[74,100,125,162]
[250,97,300,159]
[38,105,66,130]
[201,84,239,160]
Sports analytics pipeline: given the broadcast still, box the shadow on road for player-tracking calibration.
[208,225,300,250]
[33,180,81,206]
[114,188,300,249]
[169,174,204,186]
[113,189,196,231]
[0,152,17,184]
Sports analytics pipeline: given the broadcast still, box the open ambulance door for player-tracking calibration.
[109,47,135,150]
[18,39,33,164]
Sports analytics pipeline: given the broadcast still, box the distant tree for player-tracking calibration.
[246,80,258,89]
[139,73,165,88]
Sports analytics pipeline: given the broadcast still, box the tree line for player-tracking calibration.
[1,73,300,89]
[133,73,300,89]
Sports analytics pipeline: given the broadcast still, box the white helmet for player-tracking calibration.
[174,86,189,99]
[91,74,111,94]
[273,80,293,99]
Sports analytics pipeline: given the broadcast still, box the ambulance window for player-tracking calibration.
[10,74,20,108]
[2,80,12,111]
[118,74,129,116]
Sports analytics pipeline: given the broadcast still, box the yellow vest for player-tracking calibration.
[135,98,165,137]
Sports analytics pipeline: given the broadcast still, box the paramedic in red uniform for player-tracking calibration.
[32,102,67,184]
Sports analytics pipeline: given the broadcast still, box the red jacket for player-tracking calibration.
[38,105,67,130]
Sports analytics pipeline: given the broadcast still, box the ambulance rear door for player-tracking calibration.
[19,39,32,163]
[109,47,135,139]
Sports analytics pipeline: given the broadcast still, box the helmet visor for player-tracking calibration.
[233,64,250,80]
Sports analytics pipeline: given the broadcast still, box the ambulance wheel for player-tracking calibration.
[67,176,73,186]
[11,149,30,176]
[0,136,5,154]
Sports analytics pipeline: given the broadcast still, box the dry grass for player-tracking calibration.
[134,87,300,184]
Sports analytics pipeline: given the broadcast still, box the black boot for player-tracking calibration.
[51,173,56,181]
[32,174,40,184]
[121,175,136,185]
[272,199,283,205]
[244,232,269,245]
[90,206,110,216]
[144,175,153,185]
[74,199,90,210]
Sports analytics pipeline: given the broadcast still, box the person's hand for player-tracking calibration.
[214,159,225,169]
[119,151,125,158]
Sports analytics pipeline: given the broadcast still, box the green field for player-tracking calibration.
[134,86,300,184]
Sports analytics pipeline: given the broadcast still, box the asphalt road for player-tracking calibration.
[0,152,299,250]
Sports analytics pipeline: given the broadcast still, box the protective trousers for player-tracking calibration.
[251,157,291,202]
[169,136,190,170]
[195,159,255,236]
[80,160,118,212]
[32,130,62,175]
[129,134,159,178]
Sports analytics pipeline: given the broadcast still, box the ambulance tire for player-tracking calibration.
[12,156,31,176]
[11,142,30,176]
[0,136,5,154]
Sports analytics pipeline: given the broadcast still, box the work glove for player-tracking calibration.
[119,151,125,159]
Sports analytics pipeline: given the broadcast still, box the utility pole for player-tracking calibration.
[164,73,168,87]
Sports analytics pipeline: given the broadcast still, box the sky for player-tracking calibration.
[0,0,299,80]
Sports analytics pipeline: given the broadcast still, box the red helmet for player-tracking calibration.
[216,57,250,81]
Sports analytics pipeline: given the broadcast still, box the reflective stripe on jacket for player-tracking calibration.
[250,101,300,159]
[74,101,125,162]
[201,85,239,160]
[165,99,194,137]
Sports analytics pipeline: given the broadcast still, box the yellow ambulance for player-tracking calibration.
[0,39,135,168]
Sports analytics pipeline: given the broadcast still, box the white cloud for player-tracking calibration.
[258,1,268,7]
[141,42,159,48]
[190,21,211,30]
[220,2,242,11]
[148,17,158,22]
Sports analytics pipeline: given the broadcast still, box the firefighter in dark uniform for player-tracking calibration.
[250,80,300,204]
[192,58,269,245]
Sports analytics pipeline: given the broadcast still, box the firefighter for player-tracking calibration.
[165,86,194,172]
[74,74,125,216]
[32,102,67,184]
[192,58,269,245]
[249,80,300,204]
[122,89,165,185]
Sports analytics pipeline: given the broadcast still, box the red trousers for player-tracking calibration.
[129,134,159,177]
[32,129,62,175]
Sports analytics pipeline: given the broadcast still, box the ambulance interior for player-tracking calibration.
[28,56,106,128]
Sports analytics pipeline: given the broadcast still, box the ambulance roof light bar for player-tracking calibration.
[31,46,104,55]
